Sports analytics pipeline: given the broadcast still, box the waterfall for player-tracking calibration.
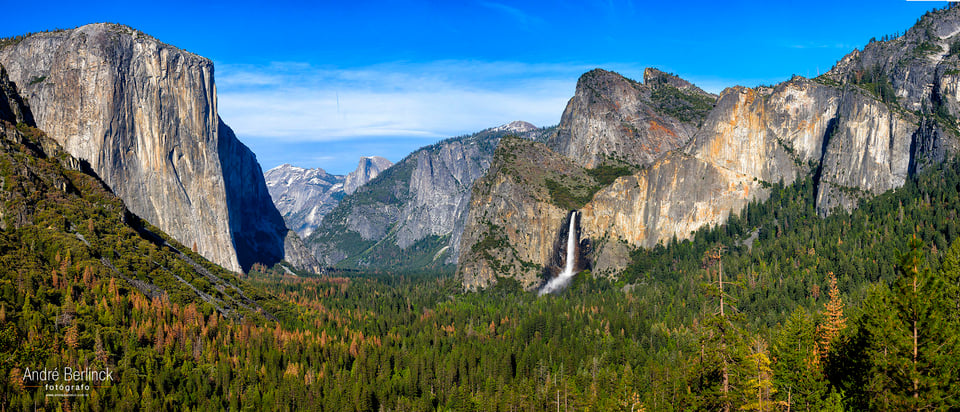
[539,211,579,295]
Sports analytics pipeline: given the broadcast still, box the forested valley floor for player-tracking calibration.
[2,123,960,410]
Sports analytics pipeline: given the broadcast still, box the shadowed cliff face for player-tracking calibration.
[458,6,960,289]
[0,65,33,126]
[218,119,320,273]
[0,23,317,273]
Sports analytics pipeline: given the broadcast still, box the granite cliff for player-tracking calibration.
[0,23,317,273]
[265,156,392,238]
[458,7,960,289]
[307,121,548,272]
[549,68,716,169]
[344,156,393,195]
[458,136,598,289]
[0,66,275,320]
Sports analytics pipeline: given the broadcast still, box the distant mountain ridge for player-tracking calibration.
[265,156,392,238]
[305,121,551,273]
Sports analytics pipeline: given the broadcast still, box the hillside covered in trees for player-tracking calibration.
[3,105,960,409]
[3,4,960,412]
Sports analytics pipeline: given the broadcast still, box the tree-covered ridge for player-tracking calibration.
[6,4,960,409]
[2,107,959,409]
[0,119,295,409]
[164,168,960,410]
[623,154,960,326]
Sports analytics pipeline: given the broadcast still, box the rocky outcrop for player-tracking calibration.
[826,7,960,115]
[0,23,309,273]
[459,6,960,289]
[283,230,322,273]
[344,156,392,195]
[548,68,716,169]
[307,123,545,272]
[0,64,33,125]
[217,120,320,272]
[458,137,596,289]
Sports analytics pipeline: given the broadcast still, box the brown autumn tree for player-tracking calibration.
[817,272,845,358]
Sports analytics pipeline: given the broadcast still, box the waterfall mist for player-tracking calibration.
[539,210,580,295]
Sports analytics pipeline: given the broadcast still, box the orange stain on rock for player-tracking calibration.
[648,120,677,137]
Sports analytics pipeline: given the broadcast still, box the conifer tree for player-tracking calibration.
[846,237,955,410]
[695,245,747,412]
[817,272,845,359]
[930,238,960,409]
[740,336,775,411]
[772,309,829,411]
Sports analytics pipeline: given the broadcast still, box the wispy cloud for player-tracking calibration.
[216,60,594,143]
[215,60,753,173]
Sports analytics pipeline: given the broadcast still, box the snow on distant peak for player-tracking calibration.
[491,121,537,134]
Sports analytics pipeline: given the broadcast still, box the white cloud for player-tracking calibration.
[214,60,767,173]
[215,60,596,142]
[214,60,754,146]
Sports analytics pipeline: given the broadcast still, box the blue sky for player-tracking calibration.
[3,1,949,174]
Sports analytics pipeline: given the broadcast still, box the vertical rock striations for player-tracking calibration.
[579,78,844,263]
[0,23,313,273]
[307,122,544,273]
[459,6,960,289]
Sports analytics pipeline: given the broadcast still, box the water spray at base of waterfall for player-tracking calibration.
[539,211,578,296]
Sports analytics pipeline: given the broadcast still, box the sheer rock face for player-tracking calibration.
[581,79,845,255]
[217,120,320,273]
[344,156,392,195]
[0,23,314,273]
[308,133,498,270]
[307,123,545,272]
[394,138,491,252]
[548,68,716,169]
[457,137,586,290]
[814,89,917,214]
[459,40,959,289]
